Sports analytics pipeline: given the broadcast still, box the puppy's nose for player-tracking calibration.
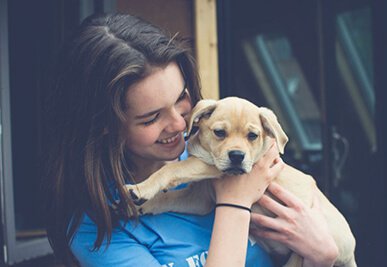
[228,150,245,164]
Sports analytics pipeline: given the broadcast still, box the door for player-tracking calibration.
[217,0,386,265]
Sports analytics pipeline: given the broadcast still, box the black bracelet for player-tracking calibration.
[215,203,251,213]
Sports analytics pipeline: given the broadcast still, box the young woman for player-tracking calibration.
[44,13,338,267]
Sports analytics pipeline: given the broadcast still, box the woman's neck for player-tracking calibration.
[131,159,166,183]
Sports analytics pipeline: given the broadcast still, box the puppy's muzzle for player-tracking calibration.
[224,150,246,175]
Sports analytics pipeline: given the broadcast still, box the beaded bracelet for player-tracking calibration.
[215,203,252,213]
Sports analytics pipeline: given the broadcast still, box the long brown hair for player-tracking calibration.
[44,13,201,264]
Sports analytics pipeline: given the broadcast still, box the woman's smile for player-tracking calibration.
[156,133,181,145]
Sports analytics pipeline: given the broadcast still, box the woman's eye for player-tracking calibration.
[214,129,226,138]
[248,132,258,141]
[177,88,189,102]
[143,113,160,126]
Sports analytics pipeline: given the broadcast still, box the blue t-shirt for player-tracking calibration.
[70,148,273,266]
[71,211,273,267]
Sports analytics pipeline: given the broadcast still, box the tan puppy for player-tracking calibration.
[126,97,357,267]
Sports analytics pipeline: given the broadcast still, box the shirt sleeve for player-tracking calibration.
[70,219,162,267]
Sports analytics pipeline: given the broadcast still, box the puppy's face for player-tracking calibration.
[187,97,288,175]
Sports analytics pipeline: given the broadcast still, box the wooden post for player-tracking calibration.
[194,0,219,100]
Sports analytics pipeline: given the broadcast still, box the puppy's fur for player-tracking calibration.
[126,97,357,267]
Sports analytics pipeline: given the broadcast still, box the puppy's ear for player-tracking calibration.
[259,107,288,154]
[186,99,217,139]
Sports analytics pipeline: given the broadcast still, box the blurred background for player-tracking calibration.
[0,0,386,266]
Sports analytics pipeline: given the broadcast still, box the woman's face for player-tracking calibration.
[125,62,192,166]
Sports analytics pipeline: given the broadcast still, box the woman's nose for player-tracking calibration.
[165,110,186,133]
[165,106,190,133]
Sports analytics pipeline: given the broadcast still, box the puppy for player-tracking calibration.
[126,97,357,267]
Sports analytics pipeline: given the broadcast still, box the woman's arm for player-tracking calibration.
[250,183,339,267]
[206,204,252,266]
[205,143,284,267]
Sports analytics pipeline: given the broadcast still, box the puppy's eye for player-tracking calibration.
[248,132,258,141]
[214,129,226,138]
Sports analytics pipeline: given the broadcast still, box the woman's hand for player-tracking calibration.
[213,142,284,208]
[250,183,339,267]
[206,141,284,267]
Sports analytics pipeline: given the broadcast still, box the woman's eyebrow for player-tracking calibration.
[135,109,161,119]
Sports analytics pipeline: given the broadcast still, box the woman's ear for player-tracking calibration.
[258,107,288,154]
[185,99,218,139]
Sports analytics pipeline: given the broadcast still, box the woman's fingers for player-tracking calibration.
[266,182,304,210]
[250,228,287,244]
[261,141,278,163]
[257,194,288,218]
[251,183,339,265]
[250,212,284,233]
[254,140,284,178]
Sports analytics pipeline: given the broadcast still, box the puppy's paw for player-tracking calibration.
[125,183,164,206]
[125,185,148,206]
[129,189,148,206]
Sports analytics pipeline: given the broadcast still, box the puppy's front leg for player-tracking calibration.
[126,156,221,205]
[137,181,215,215]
